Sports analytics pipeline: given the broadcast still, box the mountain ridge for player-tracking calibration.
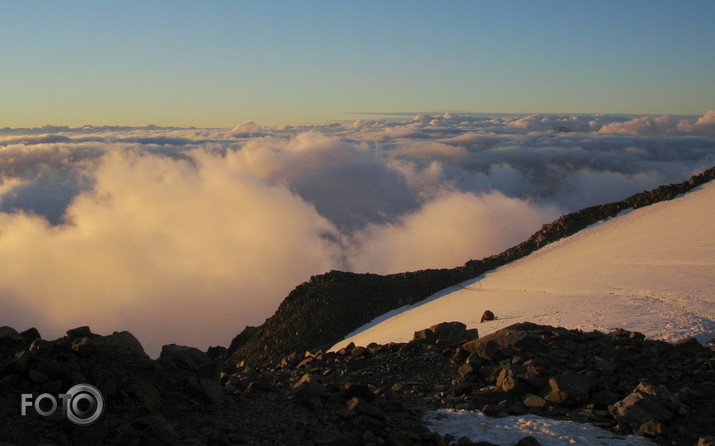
[224,166,715,366]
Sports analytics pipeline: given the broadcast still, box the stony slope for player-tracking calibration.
[2,322,713,445]
[225,166,715,366]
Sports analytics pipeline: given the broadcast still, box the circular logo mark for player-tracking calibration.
[65,384,104,426]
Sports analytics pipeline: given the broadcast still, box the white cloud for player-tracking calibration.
[0,112,713,353]
[346,191,561,274]
[0,150,343,355]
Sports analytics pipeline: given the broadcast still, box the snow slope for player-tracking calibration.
[333,181,715,350]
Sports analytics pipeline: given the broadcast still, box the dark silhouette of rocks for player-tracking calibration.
[2,322,713,445]
[225,167,715,366]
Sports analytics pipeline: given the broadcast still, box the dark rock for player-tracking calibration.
[462,323,544,360]
[675,337,704,352]
[523,393,547,410]
[0,326,20,340]
[413,328,437,344]
[496,366,521,392]
[127,380,163,412]
[73,331,147,356]
[609,382,684,429]
[640,420,666,437]
[591,390,621,408]
[343,382,374,401]
[516,437,542,446]
[1,352,29,377]
[458,363,475,378]
[66,326,93,338]
[350,346,370,357]
[27,367,50,384]
[311,430,361,446]
[346,397,387,421]
[545,371,593,407]
[337,342,355,356]
[291,373,327,400]
[19,328,41,341]
[429,321,473,345]
[593,357,617,373]
[186,376,224,405]
[280,351,301,366]
[158,344,210,369]
[480,310,495,323]
[0,373,19,393]
[28,338,54,354]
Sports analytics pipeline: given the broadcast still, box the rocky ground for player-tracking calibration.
[1,322,714,446]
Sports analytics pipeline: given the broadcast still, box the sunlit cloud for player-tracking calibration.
[0,111,713,354]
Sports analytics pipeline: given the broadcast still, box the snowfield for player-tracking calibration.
[333,180,714,446]
[334,180,715,351]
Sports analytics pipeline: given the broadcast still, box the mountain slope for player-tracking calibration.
[224,167,715,365]
[334,179,715,349]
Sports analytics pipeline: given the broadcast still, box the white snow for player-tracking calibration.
[333,181,715,350]
[424,410,654,446]
[331,182,715,446]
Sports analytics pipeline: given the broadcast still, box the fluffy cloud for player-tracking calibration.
[346,191,561,274]
[0,150,343,355]
[0,111,713,354]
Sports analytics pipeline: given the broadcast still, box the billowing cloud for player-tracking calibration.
[0,111,713,354]
[0,150,343,355]
[346,191,561,274]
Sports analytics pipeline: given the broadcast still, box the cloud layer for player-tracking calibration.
[1,111,713,354]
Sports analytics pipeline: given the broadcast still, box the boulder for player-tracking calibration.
[346,397,386,421]
[0,326,21,341]
[517,437,542,446]
[496,365,522,392]
[462,323,544,360]
[412,328,437,344]
[544,371,594,406]
[291,373,328,400]
[523,393,547,410]
[609,382,685,431]
[66,326,93,338]
[480,310,495,323]
[19,327,41,341]
[342,382,374,401]
[186,376,224,405]
[158,344,210,369]
[73,331,147,356]
[429,321,474,345]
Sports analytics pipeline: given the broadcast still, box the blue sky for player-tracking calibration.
[2,1,713,127]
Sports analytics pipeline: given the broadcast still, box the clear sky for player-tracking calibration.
[2,0,714,127]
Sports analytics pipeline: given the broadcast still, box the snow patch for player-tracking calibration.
[425,409,654,446]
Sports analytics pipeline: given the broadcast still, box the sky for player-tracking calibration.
[2,0,714,127]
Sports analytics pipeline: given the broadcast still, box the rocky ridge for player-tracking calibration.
[2,322,714,445]
[226,167,715,365]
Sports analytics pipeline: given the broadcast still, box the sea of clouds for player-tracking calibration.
[1,111,714,355]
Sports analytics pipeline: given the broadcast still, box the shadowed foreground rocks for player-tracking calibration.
[1,322,714,445]
[225,167,715,366]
